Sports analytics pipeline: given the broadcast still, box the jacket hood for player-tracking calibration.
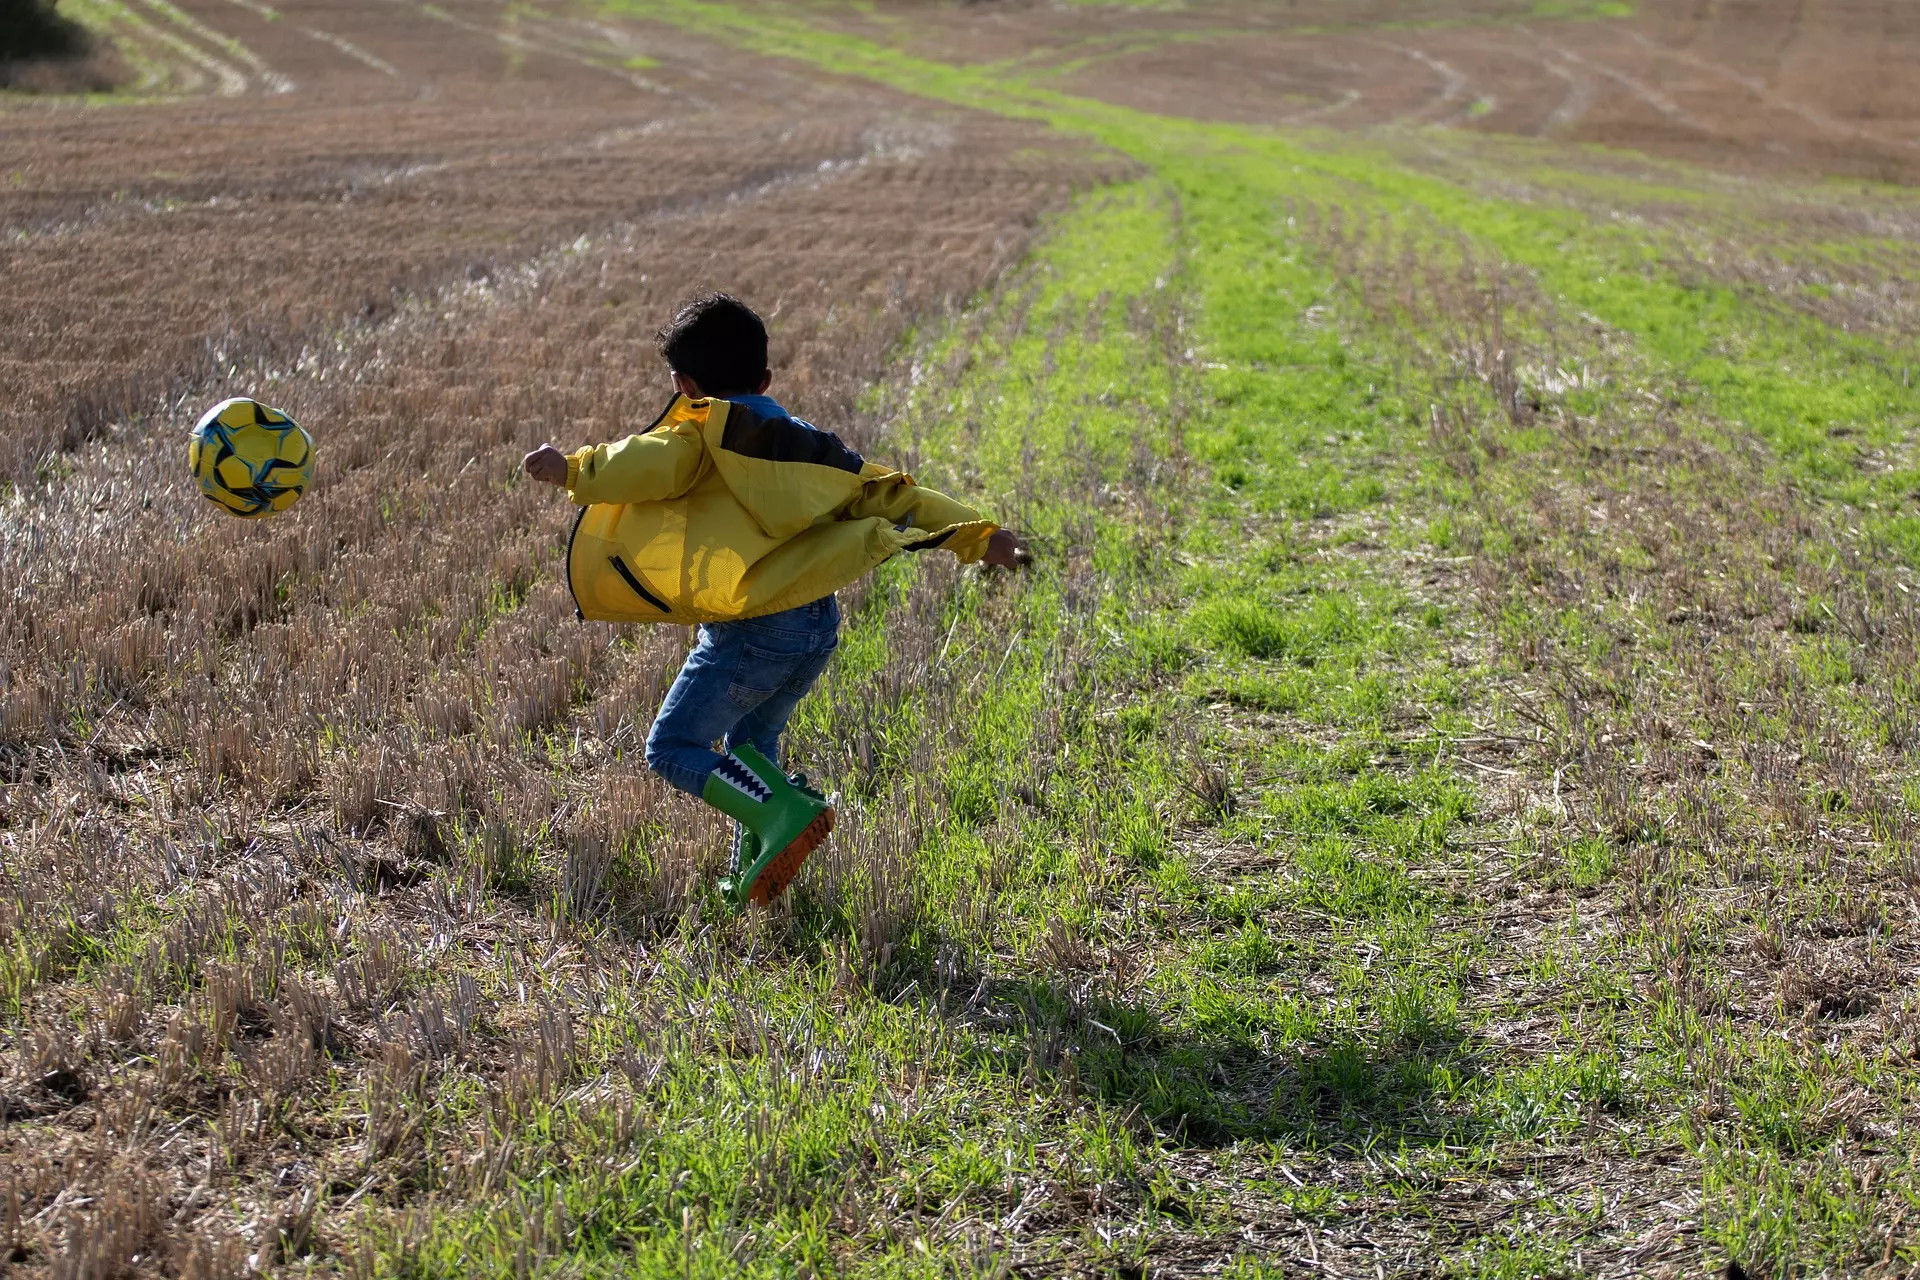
[698,398,871,540]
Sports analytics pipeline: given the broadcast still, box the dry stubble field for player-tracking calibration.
[5,0,1920,1276]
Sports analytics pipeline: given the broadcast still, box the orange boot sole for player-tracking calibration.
[746,808,836,905]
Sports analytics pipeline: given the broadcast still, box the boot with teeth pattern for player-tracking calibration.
[727,822,759,877]
[703,743,834,908]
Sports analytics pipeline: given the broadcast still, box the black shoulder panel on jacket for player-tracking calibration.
[720,404,865,473]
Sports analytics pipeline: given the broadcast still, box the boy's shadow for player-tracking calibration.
[877,957,1483,1153]
[599,878,1482,1152]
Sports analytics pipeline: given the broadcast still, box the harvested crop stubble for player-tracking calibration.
[5,110,1114,748]
[16,0,1920,1271]
[0,57,970,479]
[1295,197,1920,1230]
[1363,126,1920,355]
[0,2,1124,1267]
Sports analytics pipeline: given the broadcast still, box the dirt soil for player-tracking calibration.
[821,0,1920,187]
[7,0,1913,497]
[2,0,1916,1271]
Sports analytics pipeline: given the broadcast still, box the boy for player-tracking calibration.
[523,293,1029,908]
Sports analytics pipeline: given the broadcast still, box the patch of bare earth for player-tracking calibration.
[799,0,1920,186]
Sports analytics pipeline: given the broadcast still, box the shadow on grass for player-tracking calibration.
[904,968,1482,1153]
[742,884,1486,1153]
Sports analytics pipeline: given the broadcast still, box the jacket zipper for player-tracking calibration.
[561,393,683,622]
[608,555,672,613]
[564,506,589,620]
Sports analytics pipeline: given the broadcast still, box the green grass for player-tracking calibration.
[285,1,1920,1273]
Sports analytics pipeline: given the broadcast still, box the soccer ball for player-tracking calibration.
[188,398,313,518]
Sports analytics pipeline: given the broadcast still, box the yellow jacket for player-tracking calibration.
[563,395,997,624]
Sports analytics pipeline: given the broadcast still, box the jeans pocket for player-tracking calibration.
[726,643,801,706]
[782,643,837,697]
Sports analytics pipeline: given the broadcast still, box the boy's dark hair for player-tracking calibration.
[656,293,769,397]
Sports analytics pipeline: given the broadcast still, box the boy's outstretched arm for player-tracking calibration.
[845,473,1031,567]
[522,429,704,505]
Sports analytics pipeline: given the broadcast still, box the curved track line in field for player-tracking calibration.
[136,0,293,93]
[1525,29,1711,136]
[56,0,204,95]
[1278,86,1363,126]
[1538,51,1596,136]
[93,0,246,95]
[400,0,669,95]
[213,0,405,81]
[1366,39,1470,126]
[297,24,405,80]
[1620,27,1919,155]
[1401,45,1470,124]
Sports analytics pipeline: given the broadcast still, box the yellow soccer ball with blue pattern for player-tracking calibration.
[188,398,313,518]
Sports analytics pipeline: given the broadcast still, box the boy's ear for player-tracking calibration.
[756,369,773,395]
[671,371,703,398]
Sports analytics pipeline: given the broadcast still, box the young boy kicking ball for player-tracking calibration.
[523,293,1029,908]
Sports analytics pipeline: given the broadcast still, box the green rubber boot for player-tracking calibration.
[704,744,834,908]
[727,823,760,879]
[722,772,826,892]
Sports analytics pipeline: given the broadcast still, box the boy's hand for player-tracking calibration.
[983,529,1032,568]
[523,444,568,486]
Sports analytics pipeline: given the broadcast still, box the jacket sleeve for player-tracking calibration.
[565,428,704,506]
[845,474,998,564]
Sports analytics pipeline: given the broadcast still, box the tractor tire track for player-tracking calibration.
[136,0,291,92]
[214,0,408,82]
[1537,48,1596,136]
[1371,40,1471,126]
[395,0,672,96]
[1621,25,1919,154]
[1523,28,1712,137]
[85,0,247,96]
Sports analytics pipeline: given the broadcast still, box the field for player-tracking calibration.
[5,0,1920,1275]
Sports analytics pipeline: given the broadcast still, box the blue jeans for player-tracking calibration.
[644,596,840,797]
